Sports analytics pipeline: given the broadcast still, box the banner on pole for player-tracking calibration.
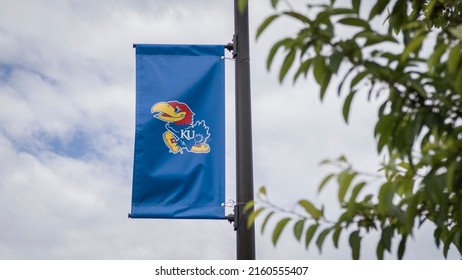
[131,44,225,219]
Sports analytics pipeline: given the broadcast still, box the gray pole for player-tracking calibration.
[234,0,256,260]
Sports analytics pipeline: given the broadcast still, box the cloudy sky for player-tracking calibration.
[0,0,458,260]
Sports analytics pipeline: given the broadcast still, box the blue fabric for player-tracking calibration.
[131,44,225,219]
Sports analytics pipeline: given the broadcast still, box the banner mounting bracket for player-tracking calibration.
[225,36,237,58]
[225,205,239,231]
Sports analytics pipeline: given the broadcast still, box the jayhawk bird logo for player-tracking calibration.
[151,100,211,154]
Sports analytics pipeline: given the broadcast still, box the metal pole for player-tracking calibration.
[234,0,256,260]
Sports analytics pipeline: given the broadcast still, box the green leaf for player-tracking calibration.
[428,43,448,73]
[363,61,383,78]
[352,0,361,13]
[247,207,264,229]
[342,90,357,123]
[318,173,335,193]
[380,51,400,61]
[449,25,462,41]
[267,38,292,70]
[443,236,451,259]
[313,56,327,85]
[397,235,407,260]
[316,228,332,253]
[261,211,275,234]
[355,32,397,46]
[331,8,356,15]
[338,66,356,96]
[238,0,247,13]
[257,15,280,39]
[381,226,394,252]
[332,225,342,248]
[434,227,442,248]
[455,67,462,94]
[298,200,323,220]
[279,49,296,82]
[329,52,343,74]
[311,54,331,99]
[283,11,311,24]
[293,219,306,241]
[425,0,437,18]
[271,0,279,8]
[454,232,462,254]
[376,240,385,260]
[389,0,407,35]
[378,182,395,214]
[369,0,388,20]
[443,227,460,259]
[293,58,313,83]
[337,154,348,162]
[447,161,455,192]
[348,182,366,203]
[404,195,418,234]
[385,1,399,34]
[350,71,368,90]
[448,45,462,75]
[272,217,291,246]
[400,33,427,63]
[320,70,332,101]
[349,230,361,260]
[409,78,426,98]
[338,17,371,29]
[375,113,394,153]
[402,21,422,31]
[258,186,267,195]
[243,201,255,213]
[305,224,319,249]
[337,171,357,203]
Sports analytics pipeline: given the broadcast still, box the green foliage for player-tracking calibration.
[238,0,248,12]
[249,0,462,259]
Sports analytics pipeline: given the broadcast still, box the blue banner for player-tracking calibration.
[131,44,225,219]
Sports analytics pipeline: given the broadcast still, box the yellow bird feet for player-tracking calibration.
[163,131,181,154]
[163,131,210,154]
[190,143,210,153]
